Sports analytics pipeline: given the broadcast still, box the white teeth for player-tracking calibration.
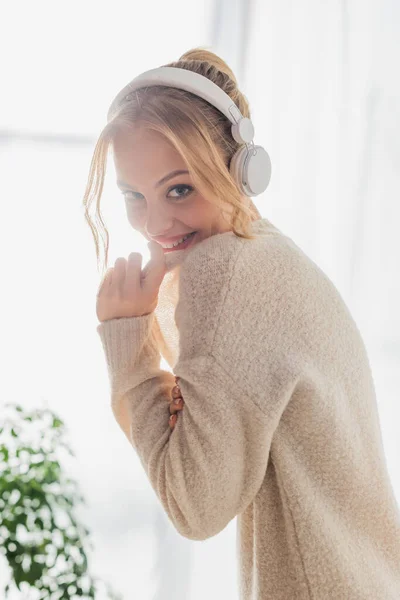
[161,232,194,249]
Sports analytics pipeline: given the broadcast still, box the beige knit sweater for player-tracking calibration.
[97,218,400,599]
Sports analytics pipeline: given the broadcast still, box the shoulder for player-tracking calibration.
[178,226,313,296]
[179,230,244,287]
[177,224,345,344]
[175,228,311,351]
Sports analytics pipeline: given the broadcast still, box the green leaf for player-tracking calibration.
[34,518,44,529]
[29,560,43,584]
[0,445,9,461]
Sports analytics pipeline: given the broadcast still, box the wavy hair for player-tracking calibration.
[82,46,261,276]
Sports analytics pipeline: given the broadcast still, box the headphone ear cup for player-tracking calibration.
[230,145,272,197]
[230,146,249,196]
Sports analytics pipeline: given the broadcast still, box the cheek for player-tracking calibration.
[124,194,210,234]
[126,206,146,230]
[181,196,211,223]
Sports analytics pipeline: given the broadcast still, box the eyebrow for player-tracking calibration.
[116,169,189,191]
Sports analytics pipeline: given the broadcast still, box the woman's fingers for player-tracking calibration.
[125,252,143,292]
[169,396,184,415]
[111,257,127,294]
[143,241,167,291]
[169,378,184,429]
[171,384,182,400]
[170,383,183,408]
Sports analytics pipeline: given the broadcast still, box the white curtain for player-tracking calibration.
[1,1,399,599]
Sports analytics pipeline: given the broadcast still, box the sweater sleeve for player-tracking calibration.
[96,235,303,541]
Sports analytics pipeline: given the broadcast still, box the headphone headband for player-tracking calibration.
[107,66,243,125]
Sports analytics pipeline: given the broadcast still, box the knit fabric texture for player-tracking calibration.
[96,217,400,599]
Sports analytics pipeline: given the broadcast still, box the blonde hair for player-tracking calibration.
[82,46,262,276]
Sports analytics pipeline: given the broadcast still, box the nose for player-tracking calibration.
[145,203,175,239]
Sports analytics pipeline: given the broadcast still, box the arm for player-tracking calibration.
[97,235,302,540]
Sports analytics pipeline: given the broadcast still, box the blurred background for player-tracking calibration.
[1,0,399,598]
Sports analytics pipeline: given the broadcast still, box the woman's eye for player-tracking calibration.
[167,184,194,199]
[121,184,193,203]
[121,191,144,202]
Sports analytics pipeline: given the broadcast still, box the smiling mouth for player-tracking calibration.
[159,231,197,252]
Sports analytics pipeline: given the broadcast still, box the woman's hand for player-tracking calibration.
[96,241,166,322]
[169,376,185,430]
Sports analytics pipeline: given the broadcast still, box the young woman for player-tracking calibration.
[83,48,400,599]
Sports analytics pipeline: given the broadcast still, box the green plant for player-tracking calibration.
[0,402,122,600]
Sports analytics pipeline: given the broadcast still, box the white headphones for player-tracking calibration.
[107,66,271,197]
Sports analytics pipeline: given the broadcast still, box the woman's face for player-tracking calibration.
[112,126,236,252]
